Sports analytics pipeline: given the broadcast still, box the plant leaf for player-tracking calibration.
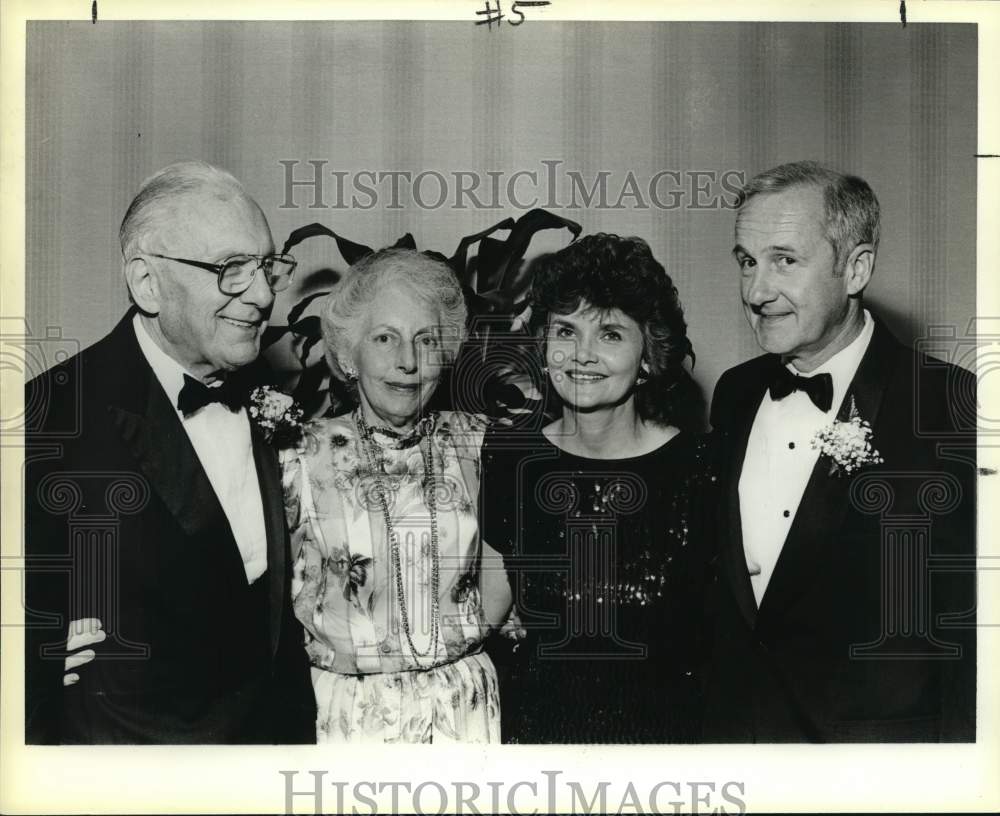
[474,235,512,293]
[422,249,451,266]
[448,217,516,281]
[495,209,582,291]
[291,363,327,404]
[280,223,373,264]
[471,290,515,317]
[290,315,322,339]
[287,291,331,327]
[298,334,322,368]
[260,325,290,351]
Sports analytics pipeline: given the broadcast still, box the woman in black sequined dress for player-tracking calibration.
[482,233,716,743]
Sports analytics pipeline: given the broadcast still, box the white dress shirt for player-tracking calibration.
[739,309,874,606]
[133,314,267,583]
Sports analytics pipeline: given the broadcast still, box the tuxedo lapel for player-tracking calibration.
[844,316,897,434]
[757,318,900,619]
[103,318,229,540]
[104,315,245,579]
[720,365,773,629]
[110,381,235,541]
[106,313,289,660]
[251,423,285,659]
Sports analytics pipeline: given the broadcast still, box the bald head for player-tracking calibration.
[121,161,277,380]
[119,161,263,262]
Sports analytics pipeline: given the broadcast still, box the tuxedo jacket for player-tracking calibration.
[24,311,316,743]
[704,315,976,742]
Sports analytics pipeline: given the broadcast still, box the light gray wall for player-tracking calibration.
[25,21,977,402]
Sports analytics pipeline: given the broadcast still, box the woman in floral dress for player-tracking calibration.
[282,248,510,743]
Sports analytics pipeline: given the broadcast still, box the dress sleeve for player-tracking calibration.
[443,410,488,471]
[279,447,306,561]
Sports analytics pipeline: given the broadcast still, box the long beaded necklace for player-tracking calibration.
[355,411,440,659]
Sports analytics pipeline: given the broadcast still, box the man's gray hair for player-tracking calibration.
[738,160,881,270]
[321,248,468,390]
[119,161,249,261]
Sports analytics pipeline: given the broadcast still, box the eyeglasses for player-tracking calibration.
[147,253,297,295]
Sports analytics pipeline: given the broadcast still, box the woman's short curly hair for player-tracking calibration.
[321,248,468,394]
[528,233,698,428]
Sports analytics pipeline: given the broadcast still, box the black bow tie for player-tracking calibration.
[769,367,834,412]
[177,374,244,416]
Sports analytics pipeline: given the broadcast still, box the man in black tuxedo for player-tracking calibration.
[704,161,976,742]
[25,161,316,743]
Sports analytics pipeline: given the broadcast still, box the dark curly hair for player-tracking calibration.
[528,233,700,429]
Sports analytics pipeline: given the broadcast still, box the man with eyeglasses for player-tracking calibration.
[24,161,316,743]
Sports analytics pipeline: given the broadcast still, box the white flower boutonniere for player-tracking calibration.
[248,386,304,447]
[811,396,883,477]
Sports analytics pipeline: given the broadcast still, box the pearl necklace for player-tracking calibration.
[357,415,434,448]
[355,411,440,659]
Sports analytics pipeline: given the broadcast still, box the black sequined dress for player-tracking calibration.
[482,427,717,743]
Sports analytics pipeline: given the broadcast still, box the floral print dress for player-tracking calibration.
[281,410,499,743]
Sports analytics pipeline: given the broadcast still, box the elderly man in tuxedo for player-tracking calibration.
[25,161,316,743]
[704,161,976,742]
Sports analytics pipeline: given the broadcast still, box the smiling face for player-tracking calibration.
[351,282,445,431]
[545,302,647,414]
[141,189,275,380]
[734,184,868,371]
